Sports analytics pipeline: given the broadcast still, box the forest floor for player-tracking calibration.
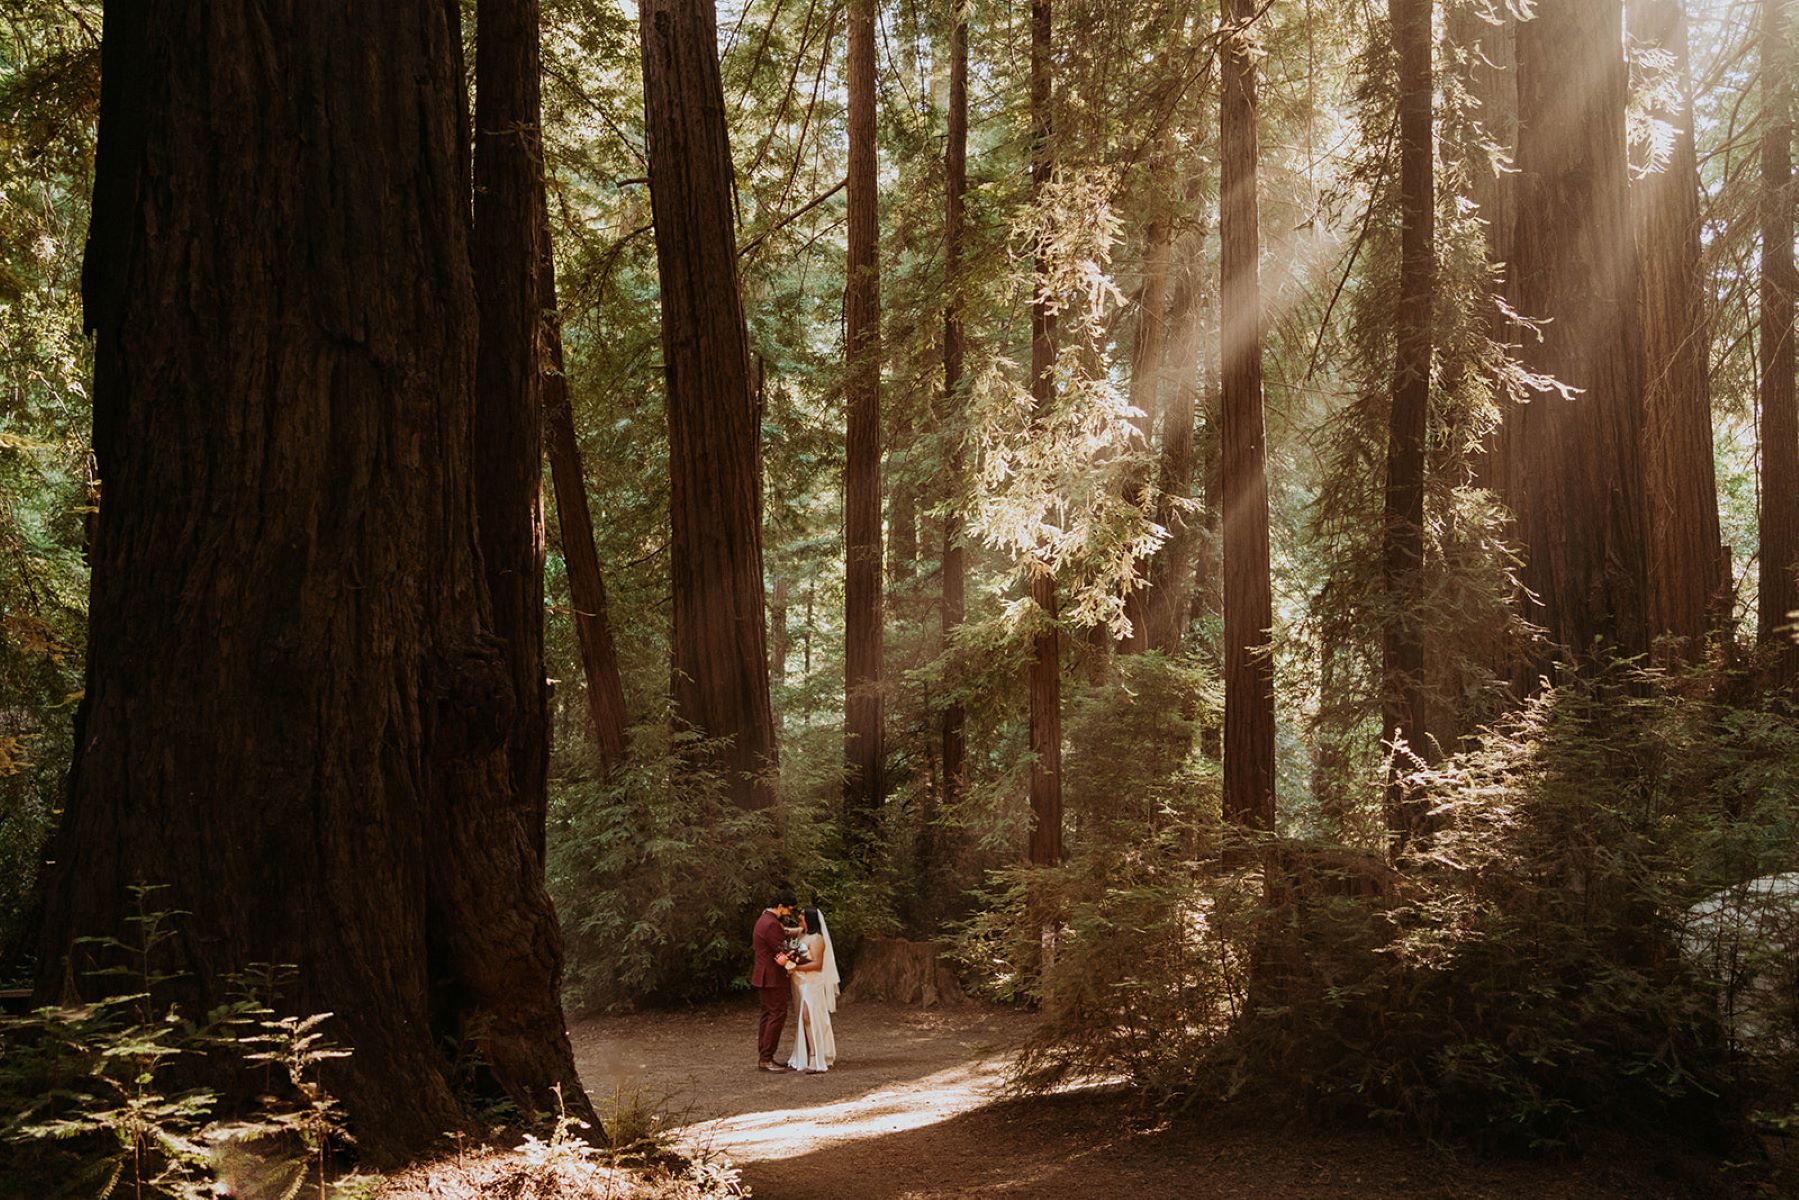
[567,997,1758,1199]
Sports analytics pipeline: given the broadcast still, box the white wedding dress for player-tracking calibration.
[785,914,840,1072]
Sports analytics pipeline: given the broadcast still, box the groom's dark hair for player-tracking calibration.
[772,885,798,909]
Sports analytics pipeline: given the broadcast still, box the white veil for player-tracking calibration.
[816,910,842,1012]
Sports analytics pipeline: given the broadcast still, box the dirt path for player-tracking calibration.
[569,997,1736,1199]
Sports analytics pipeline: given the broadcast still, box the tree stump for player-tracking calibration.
[843,937,967,1006]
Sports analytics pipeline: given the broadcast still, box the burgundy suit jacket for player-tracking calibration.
[751,910,788,989]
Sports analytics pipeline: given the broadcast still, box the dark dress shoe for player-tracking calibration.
[758,1061,788,1072]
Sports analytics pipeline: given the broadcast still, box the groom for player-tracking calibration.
[752,886,799,1071]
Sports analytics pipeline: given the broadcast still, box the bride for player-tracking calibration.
[784,904,840,1073]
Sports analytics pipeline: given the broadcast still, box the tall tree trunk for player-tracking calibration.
[44,0,593,1162]
[1145,193,1208,655]
[1220,0,1276,834]
[1121,185,1172,654]
[642,0,780,807]
[890,407,918,588]
[1762,0,1799,676]
[942,0,970,806]
[1382,0,1432,845]
[1028,0,1063,866]
[1630,0,1724,656]
[1510,0,1650,669]
[770,575,790,685]
[475,0,549,837]
[542,200,631,771]
[844,0,885,837]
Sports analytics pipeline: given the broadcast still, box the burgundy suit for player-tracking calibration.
[752,909,790,1064]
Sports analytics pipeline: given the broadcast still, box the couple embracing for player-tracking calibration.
[752,887,840,1073]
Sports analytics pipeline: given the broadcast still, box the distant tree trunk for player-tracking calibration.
[642,0,780,806]
[941,0,970,805]
[1220,0,1276,833]
[1762,0,1799,676]
[770,575,790,685]
[1121,186,1172,654]
[542,202,630,771]
[474,0,549,845]
[890,406,918,588]
[1028,0,1063,866]
[1382,0,1432,845]
[1629,0,1724,657]
[1510,0,1650,668]
[1145,193,1208,655]
[843,0,885,838]
[45,0,594,1162]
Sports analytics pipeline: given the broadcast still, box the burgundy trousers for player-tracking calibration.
[757,982,789,1063]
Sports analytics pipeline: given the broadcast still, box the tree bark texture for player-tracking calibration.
[1511,0,1651,668]
[49,0,593,1163]
[1120,193,1172,654]
[642,0,780,806]
[474,0,550,838]
[844,0,885,832]
[542,200,631,771]
[1145,194,1209,655]
[1220,0,1276,833]
[941,0,970,805]
[1629,0,1724,655]
[1762,0,1799,673]
[1381,0,1432,844]
[1028,0,1063,866]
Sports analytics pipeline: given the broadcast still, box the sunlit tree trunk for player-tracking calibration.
[942,0,970,806]
[1629,0,1724,657]
[844,0,885,836]
[1382,0,1432,845]
[1762,0,1799,676]
[45,0,594,1160]
[1510,0,1650,668]
[642,0,780,807]
[1028,0,1063,866]
[1220,0,1276,833]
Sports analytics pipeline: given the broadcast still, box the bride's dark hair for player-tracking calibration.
[802,905,823,933]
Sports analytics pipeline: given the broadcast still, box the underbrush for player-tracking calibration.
[956,659,1799,1154]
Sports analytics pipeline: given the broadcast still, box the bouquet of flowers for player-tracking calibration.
[776,930,810,971]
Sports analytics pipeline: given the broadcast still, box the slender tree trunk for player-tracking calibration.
[890,407,918,588]
[1220,0,1276,834]
[1382,0,1432,845]
[1028,0,1063,866]
[474,0,549,848]
[771,575,790,685]
[844,0,885,836]
[1630,0,1724,656]
[642,0,780,807]
[1511,0,1650,669]
[1145,195,1208,655]
[44,0,593,1161]
[542,202,631,771]
[1762,0,1799,676]
[1121,182,1172,654]
[941,0,970,806]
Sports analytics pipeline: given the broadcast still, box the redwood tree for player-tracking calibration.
[1029,0,1063,866]
[41,0,592,1161]
[1220,0,1276,833]
[845,0,885,831]
[642,0,780,806]
[1630,0,1724,654]
[1510,0,1650,667]
[942,0,970,805]
[1762,0,1799,674]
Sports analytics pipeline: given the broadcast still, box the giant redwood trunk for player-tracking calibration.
[1381,0,1432,844]
[1629,0,1724,656]
[1762,0,1799,676]
[542,198,631,770]
[941,0,970,805]
[1028,0,1063,866]
[642,0,780,805]
[1510,0,1650,668]
[844,0,886,834]
[43,0,594,1163]
[1220,0,1276,833]
[474,0,550,838]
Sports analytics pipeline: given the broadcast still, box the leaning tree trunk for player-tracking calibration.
[844,0,886,840]
[43,0,594,1163]
[474,0,550,842]
[642,0,781,806]
[1220,0,1276,834]
[1381,0,1433,846]
[1762,0,1799,678]
[941,0,970,806]
[1027,0,1064,867]
[541,193,631,771]
[1511,0,1650,671]
[1629,0,1724,657]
